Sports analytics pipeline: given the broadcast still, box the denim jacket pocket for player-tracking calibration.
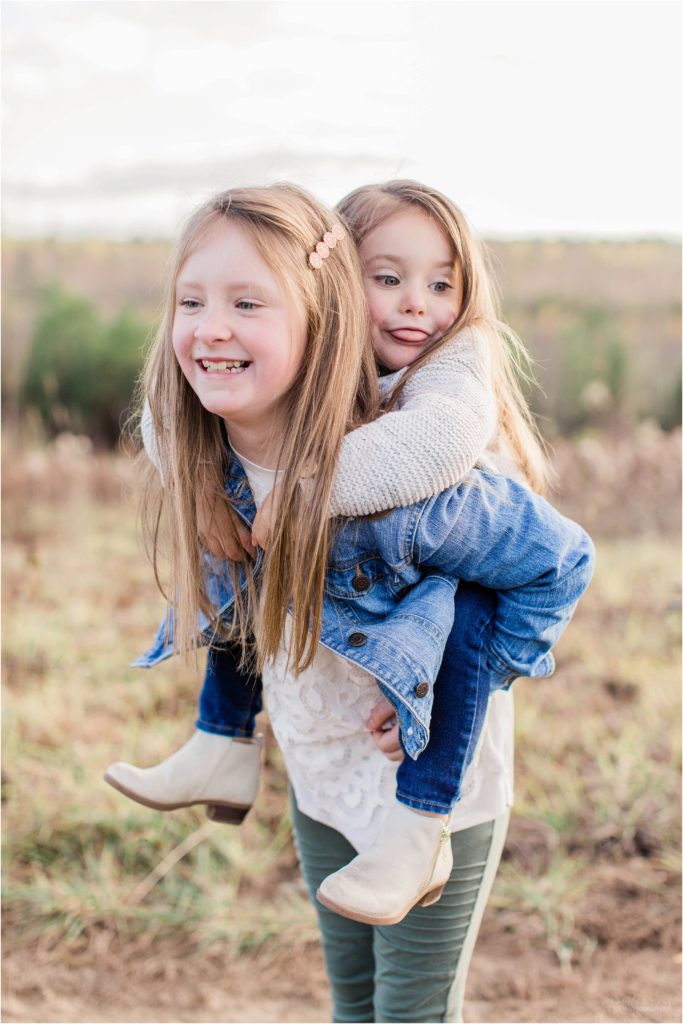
[324,558,400,620]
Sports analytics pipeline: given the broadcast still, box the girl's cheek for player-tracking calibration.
[365,294,384,329]
[171,324,189,360]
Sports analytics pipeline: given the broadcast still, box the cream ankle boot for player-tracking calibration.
[103,731,262,824]
[316,801,452,925]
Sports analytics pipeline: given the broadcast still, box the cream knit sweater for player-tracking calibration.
[141,326,502,514]
[329,326,498,516]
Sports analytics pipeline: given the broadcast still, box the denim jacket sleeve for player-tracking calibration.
[412,471,595,681]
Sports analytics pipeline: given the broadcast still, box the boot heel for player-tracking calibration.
[418,883,446,908]
[206,803,250,825]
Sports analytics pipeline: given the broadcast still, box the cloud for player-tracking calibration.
[3,146,395,198]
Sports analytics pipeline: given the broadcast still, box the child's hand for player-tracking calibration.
[252,484,281,551]
[197,490,256,562]
[367,698,404,763]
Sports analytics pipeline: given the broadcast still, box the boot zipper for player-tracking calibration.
[420,824,450,896]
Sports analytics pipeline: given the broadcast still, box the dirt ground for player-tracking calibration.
[4,900,681,1024]
[3,940,680,1024]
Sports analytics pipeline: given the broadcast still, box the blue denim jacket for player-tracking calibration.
[135,456,595,759]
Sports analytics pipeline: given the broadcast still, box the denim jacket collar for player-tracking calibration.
[221,435,258,528]
[224,461,258,527]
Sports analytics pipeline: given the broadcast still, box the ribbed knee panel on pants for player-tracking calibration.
[290,793,509,1023]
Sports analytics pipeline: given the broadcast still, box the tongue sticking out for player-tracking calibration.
[390,329,429,344]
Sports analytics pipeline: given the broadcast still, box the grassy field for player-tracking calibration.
[2,432,681,1022]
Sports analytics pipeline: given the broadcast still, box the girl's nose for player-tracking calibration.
[194,312,233,344]
[400,288,426,316]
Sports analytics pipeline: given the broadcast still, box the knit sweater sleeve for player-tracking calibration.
[141,396,163,476]
[328,326,497,517]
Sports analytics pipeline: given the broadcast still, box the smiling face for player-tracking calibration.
[358,207,460,371]
[172,219,307,453]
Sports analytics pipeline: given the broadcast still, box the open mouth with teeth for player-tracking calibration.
[198,359,252,374]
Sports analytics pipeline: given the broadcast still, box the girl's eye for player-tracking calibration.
[179,298,201,310]
[431,281,453,293]
[375,274,400,287]
[236,300,259,310]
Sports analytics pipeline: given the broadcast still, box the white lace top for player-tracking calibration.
[238,448,514,853]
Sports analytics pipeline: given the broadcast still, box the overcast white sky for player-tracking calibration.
[2,0,681,239]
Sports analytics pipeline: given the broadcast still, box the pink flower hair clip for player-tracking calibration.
[308,223,345,269]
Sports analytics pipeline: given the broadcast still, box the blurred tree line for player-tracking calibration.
[5,273,682,447]
[506,296,682,435]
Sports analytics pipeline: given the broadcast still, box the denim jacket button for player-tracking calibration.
[348,631,368,647]
[352,574,371,593]
[414,681,429,698]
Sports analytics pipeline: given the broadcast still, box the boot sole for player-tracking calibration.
[315,882,447,926]
[102,772,251,823]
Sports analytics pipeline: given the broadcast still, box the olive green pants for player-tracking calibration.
[291,795,510,1024]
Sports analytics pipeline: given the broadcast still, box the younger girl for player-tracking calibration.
[106,183,593,941]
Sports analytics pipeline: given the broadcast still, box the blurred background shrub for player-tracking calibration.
[20,286,149,445]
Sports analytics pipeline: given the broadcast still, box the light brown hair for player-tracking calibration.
[141,184,379,670]
[336,180,551,493]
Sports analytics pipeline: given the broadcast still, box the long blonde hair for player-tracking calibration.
[141,184,379,671]
[336,180,551,493]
